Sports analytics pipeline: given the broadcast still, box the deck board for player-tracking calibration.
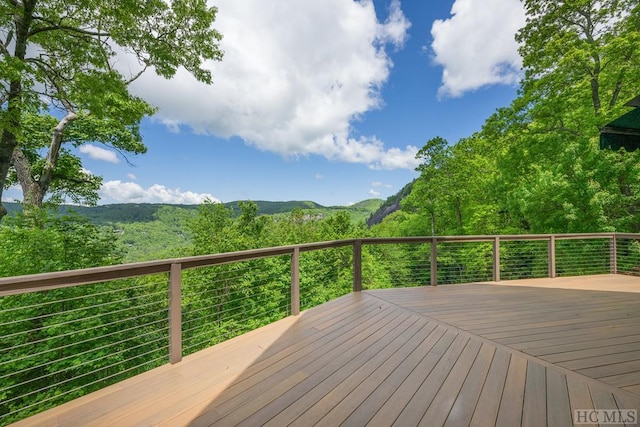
[10,275,640,427]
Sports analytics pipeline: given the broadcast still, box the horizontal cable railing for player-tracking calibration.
[299,246,353,311]
[181,256,291,357]
[1,233,639,424]
[0,278,169,423]
[616,234,640,275]
[500,239,549,280]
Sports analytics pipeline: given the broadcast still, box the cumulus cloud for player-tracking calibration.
[100,181,219,204]
[377,0,411,47]
[430,0,526,98]
[124,0,415,170]
[127,173,137,180]
[79,145,120,163]
[368,189,381,197]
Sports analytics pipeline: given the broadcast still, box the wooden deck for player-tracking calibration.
[12,275,640,426]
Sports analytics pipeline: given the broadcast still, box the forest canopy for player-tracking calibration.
[387,0,640,237]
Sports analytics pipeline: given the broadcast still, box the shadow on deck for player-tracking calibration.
[12,275,640,426]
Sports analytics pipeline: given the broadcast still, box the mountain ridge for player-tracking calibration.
[1,198,385,224]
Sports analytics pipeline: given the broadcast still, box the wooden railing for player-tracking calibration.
[1,233,637,353]
[1,233,640,424]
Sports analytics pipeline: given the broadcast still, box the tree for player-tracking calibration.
[490,0,640,232]
[0,0,224,218]
[517,0,639,121]
[403,137,450,236]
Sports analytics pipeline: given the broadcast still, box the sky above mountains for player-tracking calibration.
[5,0,526,207]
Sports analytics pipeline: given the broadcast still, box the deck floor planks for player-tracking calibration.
[98,295,399,427]
[391,333,472,426]
[495,353,528,427]
[543,342,640,364]
[469,347,512,426]
[545,368,573,427]
[191,305,409,425]
[443,342,495,427]
[258,314,425,427]
[522,361,547,427]
[10,275,640,427]
[484,316,640,341]
[285,320,439,427]
[508,326,640,350]
[417,339,484,426]
[338,324,450,427]
[364,328,460,426]
[374,280,640,398]
[566,374,596,421]
[102,296,388,426]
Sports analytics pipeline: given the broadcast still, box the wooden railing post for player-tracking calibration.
[169,263,182,364]
[430,238,438,286]
[611,234,618,274]
[291,247,300,315]
[353,240,362,292]
[493,236,500,282]
[549,235,556,278]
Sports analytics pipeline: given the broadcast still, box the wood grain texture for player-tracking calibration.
[11,275,640,427]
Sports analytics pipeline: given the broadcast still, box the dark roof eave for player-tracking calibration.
[625,95,640,108]
[600,127,640,137]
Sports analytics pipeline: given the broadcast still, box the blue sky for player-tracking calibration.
[6,0,526,207]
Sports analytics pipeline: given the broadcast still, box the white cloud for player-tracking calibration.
[369,189,381,197]
[124,0,415,170]
[378,0,411,47]
[79,145,120,164]
[127,173,137,180]
[430,0,526,98]
[100,181,219,204]
[314,174,324,180]
[372,181,393,189]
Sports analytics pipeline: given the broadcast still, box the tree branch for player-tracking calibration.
[0,29,13,56]
[38,110,78,198]
[609,51,633,107]
[53,174,96,185]
[125,63,150,85]
[29,18,111,38]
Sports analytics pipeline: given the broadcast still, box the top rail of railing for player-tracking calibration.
[0,232,636,297]
[0,239,356,296]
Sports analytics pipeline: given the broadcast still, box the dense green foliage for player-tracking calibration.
[380,0,640,237]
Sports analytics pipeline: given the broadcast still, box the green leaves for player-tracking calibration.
[388,0,640,235]
[0,0,223,214]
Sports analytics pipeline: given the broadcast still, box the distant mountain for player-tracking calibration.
[366,180,414,227]
[1,199,384,225]
[225,200,323,216]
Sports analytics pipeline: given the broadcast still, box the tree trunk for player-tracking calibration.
[430,211,436,236]
[39,111,78,199]
[0,0,37,221]
[0,136,16,220]
[12,147,44,208]
[9,111,78,211]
